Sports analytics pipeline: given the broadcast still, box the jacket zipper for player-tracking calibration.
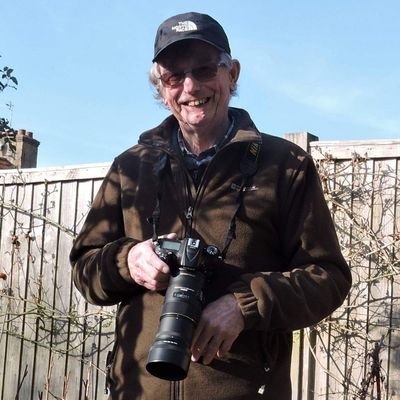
[182,145,228,237]
[172,380,181,400]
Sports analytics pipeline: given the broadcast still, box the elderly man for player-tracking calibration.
[70,11,351,399]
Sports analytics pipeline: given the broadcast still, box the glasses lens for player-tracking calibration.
[160,72,185,88]
[160,63,220,88]
[191,64,219,81]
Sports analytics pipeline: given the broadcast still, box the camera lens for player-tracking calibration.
[146,269,205,380]
[146,317,193,380]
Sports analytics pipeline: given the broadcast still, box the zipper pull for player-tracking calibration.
[258,384,266,395]
[185,206,194,237]
[185,206,193,221]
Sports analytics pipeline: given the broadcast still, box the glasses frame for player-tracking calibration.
[158,61,225,88]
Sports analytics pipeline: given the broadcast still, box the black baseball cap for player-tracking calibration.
[153,12,231,62]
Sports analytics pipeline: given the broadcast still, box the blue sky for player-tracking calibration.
[1,1,399,167]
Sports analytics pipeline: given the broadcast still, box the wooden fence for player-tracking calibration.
[289,136,400,400]
[0,163,112,400]
[0,135,399,399]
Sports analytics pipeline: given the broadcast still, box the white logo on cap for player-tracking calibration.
[172,20,198,33]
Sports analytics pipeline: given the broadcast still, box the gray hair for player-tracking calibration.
[149,52,238,104]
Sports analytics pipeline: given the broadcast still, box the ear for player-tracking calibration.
[159,92,169,108]
[163,97,170,109]
[229,59,241,86]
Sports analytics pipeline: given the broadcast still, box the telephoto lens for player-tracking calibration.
[146,267,206,380]
[146,238,219,380]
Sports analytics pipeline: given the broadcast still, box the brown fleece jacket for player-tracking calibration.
[70,108,351,400]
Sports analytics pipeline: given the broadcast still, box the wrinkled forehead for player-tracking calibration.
[157,40,220,70]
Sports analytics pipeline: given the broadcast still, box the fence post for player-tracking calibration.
[284,132,319,153]
[285,132,319,400]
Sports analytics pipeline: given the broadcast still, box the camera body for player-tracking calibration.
[146,237,220,381]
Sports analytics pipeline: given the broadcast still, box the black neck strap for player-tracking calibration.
[148,140,262,254]
[220,141,261,259]
[148,153,169,242]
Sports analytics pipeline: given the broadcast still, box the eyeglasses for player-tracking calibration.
[159,62,225,88]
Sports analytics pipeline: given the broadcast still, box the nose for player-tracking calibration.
[182,73,200,93]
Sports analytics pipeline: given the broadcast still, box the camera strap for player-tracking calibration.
[148,153,169,242]
[221,141,261,259]
[148,139,261,255]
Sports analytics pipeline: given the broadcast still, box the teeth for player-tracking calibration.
[187,98,208,106]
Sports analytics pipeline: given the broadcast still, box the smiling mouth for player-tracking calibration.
[183,97,210,107]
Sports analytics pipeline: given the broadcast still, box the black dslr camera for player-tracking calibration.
[146,237,220,381]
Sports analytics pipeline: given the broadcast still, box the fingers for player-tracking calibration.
[191,329,231,365]
[191,294,245,365]
[127,236,175,291]
[191,320,235,365]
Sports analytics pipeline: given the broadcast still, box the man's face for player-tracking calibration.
[157,41,239,132]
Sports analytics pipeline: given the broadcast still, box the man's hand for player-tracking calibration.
[127,234,177,291]
[191,294,245,365]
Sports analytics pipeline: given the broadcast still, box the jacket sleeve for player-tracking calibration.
[70,160,143,306]
[229,154,352,332]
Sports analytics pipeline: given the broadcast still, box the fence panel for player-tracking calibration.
[0,164,110,400]
[308,139,400,400]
